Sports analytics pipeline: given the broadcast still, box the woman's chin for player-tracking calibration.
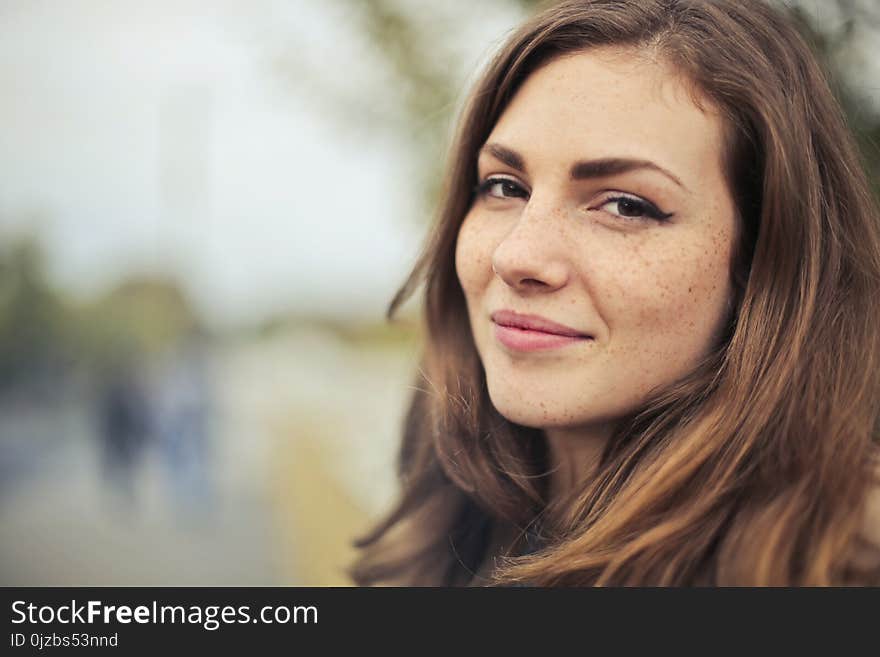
[488,396,581,430]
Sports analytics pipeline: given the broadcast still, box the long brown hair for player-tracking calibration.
[350,0,880,586]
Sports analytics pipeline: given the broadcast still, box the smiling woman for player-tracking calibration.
[350,0,880,586]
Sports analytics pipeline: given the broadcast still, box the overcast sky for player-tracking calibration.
[0,0,522,326]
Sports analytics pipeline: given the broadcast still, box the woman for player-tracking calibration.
[351,0,880,586]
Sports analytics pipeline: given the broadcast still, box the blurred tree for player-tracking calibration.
[0,235,70,390]
[273,0,526,219]
[785,0,880,200]
[334,0,474,206]
[75,275,202,374]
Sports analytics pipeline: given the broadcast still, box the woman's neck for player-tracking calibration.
[543,423,613,503]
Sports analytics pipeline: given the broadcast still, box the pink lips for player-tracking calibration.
[491,309,593,352]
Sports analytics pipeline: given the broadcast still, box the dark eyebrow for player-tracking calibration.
[481,142,689,193]
[482,143,526,172]
[571,158,688,192]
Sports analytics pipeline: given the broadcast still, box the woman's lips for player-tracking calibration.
[493,323,593,352]
[490,309,593,351]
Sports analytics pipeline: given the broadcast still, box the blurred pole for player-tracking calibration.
[159,84,213,284]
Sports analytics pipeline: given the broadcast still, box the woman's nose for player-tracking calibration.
[490,197,571,292]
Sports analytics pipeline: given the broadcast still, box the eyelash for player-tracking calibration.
[473,176,674,222]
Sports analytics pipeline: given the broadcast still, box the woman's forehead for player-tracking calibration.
[486,48,727,191]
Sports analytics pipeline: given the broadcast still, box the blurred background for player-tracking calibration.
[0,0,877,585]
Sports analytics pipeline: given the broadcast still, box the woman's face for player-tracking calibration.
[455,47,737,434]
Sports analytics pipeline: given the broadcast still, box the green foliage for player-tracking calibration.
[347,0,466,208]
[787,2,880,200]
[0,237,68,387]
[73,275,201,373]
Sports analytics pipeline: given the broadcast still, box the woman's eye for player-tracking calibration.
[598,195,673,222]
[474,177,529,200]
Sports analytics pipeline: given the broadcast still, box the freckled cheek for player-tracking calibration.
[604,247,731,344]
[454,213,498,296]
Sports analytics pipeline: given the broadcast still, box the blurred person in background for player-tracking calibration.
[351,0,880,586]
[98,353,152,511]
[154,331,214,523]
